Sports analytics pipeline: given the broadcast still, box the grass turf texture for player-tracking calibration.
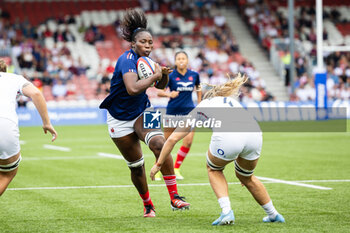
[1,122,350,232]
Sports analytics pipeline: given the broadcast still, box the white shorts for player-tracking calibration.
[209,132,262,161]
[0,118,21,159]
[107,112,139,138]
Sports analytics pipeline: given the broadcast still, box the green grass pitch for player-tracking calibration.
[1,122,350,232]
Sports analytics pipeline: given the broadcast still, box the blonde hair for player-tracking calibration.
[203,73,248,99]
[0,59,7,72]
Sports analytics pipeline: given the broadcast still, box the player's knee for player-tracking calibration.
[236,173,253,185]
[126,157,144,176]
[183,140,192,148]
[206,154,225,171]
[130,166,144,177]
[0,156,21,173]
[145,131,164,147]
[148,135,165,153]
[234,160,254,178]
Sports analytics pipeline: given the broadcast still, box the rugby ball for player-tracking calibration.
[137,56,155,80]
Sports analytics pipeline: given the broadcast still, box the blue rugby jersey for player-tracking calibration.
[166,69,200,115]
[99,49,150,120]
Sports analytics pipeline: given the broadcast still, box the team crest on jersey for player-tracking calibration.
[176,77,180,81]
[143,110,161,129]
[176,81,193,91]
[189,76,193,81]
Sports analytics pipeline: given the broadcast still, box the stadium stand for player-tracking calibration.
[0,0,277,108]
[1,0,348,107]
[237,0,350,101]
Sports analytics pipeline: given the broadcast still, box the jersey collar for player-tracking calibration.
[130,49,140,59]
[175,69,188,78]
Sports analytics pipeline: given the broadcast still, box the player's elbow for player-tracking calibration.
[167,137,178,146]
[126,87,139,96]
[28,89,42,99]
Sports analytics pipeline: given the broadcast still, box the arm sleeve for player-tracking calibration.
[121,59,137,76]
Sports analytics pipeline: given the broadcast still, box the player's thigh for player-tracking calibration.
[134,114,164,146]
[238,132,262,163]
[163,127,175,139]
[207,149,232,168]
[0,167,18,183]
[112,133,143,162]
[0,151,21,192]
[0,152,21,166]
[0,118,20,161]
[209,132,245,161]
[236,156,259,171]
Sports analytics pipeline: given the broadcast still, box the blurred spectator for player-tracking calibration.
[31,74,43,92]
[52,79,67,99]
[214,12,226,28]
[42,71,53,86]
[66,80,77,98]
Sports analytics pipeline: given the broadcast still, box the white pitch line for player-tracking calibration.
[7,179,350,191]
[24,156,103,161]
[19,140,26,145]
[297,179,350,183]
[97,152,123,160]
[43,144,71,152]
[257,176,332,190]
[20,153,204,161]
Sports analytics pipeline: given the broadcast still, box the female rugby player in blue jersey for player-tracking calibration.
[151,74,285,225]
[99,9,189,218]
[157,51,202,180]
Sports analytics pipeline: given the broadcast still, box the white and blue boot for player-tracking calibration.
[212,210,235,225]
[263,214,285,223]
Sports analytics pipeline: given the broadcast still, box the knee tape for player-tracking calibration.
[0,156,21,172]
[206,153,225,171]
[234,160,254,177]
[126,157,144,168]
[145,131,164,147]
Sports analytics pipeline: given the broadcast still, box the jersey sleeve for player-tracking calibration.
[166,73,173,89]
[17,75,30,95]
[195,72,200,86]
[121,59,137,75]
[189,99,211,122]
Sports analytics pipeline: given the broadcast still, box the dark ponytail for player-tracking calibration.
[121,9,149,42]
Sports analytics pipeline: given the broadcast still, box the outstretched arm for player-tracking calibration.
[150,126,191,180]
[157,88,179,98]
[196,84,202,103]
[22,83,57,142]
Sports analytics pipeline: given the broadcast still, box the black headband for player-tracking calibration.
[132,27,145,39]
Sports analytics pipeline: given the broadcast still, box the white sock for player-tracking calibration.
[261,200,278,219]
[218,197,231,215]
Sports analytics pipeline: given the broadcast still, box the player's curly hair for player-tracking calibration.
[203,73,248,99]
[0,59,7,72]
[121,9,149,42]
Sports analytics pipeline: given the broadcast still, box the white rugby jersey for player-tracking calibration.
[0,72,30,124]
[191,96,261,132]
